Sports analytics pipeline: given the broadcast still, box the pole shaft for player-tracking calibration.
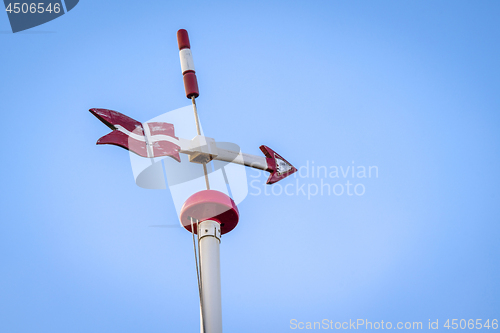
[198,220,222,333]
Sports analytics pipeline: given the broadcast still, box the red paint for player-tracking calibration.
[180,190,239,235]
[177,29,190,50]
[90,108,142,133]
[147,122,176,137]
[183,71,199,98]
[260,145,297,184]
[151,140,181,160]
[97,130,148,157]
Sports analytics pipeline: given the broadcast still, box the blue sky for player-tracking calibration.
[1,1,499,332]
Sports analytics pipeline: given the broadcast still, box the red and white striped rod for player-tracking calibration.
[177,29,199,99]
[177,29,210,190]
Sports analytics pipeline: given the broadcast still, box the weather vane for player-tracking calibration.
[90,29,297,333]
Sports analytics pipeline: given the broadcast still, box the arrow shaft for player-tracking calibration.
[214,148,268,171]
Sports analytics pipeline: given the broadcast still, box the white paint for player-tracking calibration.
[179,48,195,74]
[275,155,292,174]
[216,149,268,171]
[142,123,154,158]
[115,124,181,147]
[198,220,222,333]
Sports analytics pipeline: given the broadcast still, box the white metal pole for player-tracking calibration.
[198,220,222,333]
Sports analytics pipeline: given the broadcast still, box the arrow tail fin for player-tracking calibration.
[90,108,181,161]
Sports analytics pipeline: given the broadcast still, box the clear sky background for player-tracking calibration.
[1,1,499,332]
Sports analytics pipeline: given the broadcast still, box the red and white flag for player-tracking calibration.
[89,108,181,162]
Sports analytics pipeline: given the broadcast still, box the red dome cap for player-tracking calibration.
[180,190,239,235]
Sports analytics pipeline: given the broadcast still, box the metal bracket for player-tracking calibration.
[187,135,219,164]
[197,220,221,243]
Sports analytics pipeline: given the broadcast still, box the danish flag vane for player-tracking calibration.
[89,107,297,184]
[90,108,181,161]
[90,29,298,333]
